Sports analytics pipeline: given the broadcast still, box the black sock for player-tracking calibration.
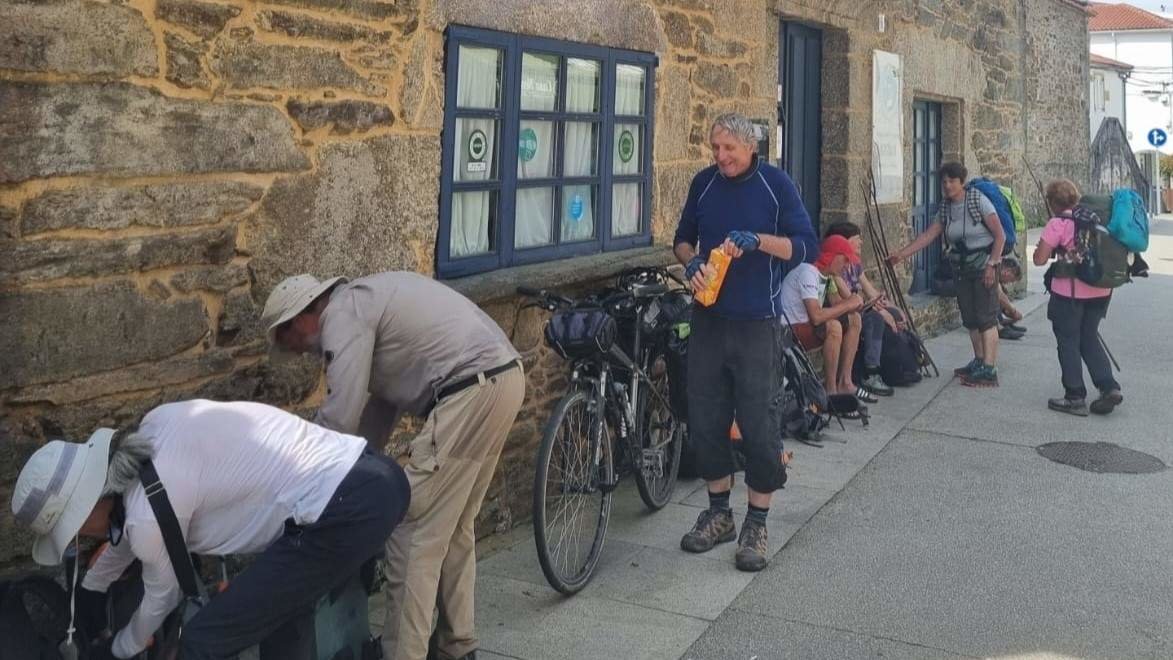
[708,489,731,512]
[746,503,769,526]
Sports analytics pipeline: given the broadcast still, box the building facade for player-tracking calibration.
[1090,53,1133,139]
[0,0,1090,568]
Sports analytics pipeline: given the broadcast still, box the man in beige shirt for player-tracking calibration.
[263,271,524,660]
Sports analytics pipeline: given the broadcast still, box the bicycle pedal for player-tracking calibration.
[598,479,620,494]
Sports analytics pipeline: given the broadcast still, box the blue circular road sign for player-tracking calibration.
[1148,128,1167,148]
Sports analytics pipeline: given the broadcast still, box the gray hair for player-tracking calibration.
[103,427,155,496]
[710,113,758,146]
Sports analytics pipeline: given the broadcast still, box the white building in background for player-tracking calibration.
[1090,53,1133,139]
[1089,2,1173,154]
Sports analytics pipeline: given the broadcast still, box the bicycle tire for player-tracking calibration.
[632,349,683,510]
[533,386,613,595]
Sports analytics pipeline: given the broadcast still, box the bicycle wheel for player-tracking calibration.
[533,386,614,595]
[633,349,684,510]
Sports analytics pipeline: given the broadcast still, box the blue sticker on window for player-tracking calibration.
[569,194,584,221]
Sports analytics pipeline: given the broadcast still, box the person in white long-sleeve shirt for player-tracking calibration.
[10,399,410,660]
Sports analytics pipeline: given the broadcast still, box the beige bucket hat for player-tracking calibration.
[261,274,348,346]
[11,429,115,566]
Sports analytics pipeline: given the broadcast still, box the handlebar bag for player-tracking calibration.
[544,308,618,360]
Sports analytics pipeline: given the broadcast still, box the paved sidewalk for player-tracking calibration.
[371,220,1173,659]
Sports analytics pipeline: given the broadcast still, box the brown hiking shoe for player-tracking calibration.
[680,508,736,553]
[735,518,769,572]
[1090,389,1124,415]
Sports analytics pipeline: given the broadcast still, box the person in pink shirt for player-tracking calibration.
[1033,179,1123,416]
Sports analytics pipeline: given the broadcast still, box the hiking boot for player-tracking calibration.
[961,364,999,388]
[680,508,736,554]
[999,326,1026,341]
[1048,397,1088,417]
[861,374,894,397]
[953,357,982,377]
[1090,389,1124,416]
[734,518,769,572]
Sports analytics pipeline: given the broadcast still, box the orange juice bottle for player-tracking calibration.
[695,248,731,306]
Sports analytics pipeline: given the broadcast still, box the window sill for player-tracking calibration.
[444,246,676,304]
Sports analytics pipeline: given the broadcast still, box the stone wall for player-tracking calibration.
[0,0,1087,569]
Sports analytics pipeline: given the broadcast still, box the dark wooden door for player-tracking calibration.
[779,21,822,225]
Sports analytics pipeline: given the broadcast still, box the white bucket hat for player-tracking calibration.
[11,429,114,566]
[261,274,348,347]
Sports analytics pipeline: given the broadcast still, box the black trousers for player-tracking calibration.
[686,306,786,494]
[1047,294,1119,400]
[180,452,410,659]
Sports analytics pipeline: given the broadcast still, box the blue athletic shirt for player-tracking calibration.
[674,156,819,320]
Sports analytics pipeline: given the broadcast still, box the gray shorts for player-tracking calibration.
[955,275,998,331]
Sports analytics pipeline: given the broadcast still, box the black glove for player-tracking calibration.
[74,586,108,643]
[684,255,706,282]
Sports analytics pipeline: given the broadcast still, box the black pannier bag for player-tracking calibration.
[544,308,618,360]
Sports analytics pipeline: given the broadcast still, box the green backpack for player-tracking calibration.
[998,185,1028,236]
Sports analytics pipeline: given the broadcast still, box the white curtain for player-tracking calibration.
[451,46,499,258]
[515,54,559,249]
[562,59,600,242]
[612,64,644,236]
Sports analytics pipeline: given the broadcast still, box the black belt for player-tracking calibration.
[436,360,520,403]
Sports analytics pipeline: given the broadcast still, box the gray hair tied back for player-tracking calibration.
[710,112,758,146]
[104,426,155,497]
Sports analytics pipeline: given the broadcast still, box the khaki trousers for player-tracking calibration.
[382,365,525,660]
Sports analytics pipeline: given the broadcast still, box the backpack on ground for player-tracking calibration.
[779,332,830,444]
[879,326,925,387]
[0,576,74,660]
[966,177,1017,253]
[1108,188,1149,253]
[1049,206,1131,290]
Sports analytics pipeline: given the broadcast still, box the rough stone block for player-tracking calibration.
[247,134,440,292]
[353,45,397,70]
[22,181,264,235]
[0,282,209,388]
[3,226,236,285]
[217,290,264,346]
[0,0,158,76]
[261,0,415,21]
[429,0,667,53]
[156,0,242,39]
[165,32,211,89]
[170,263,251,293]
[0,82,309,183]
[696,33,748,58]
[694,62,738,98]
[191,356,321,406]
[0,206,16,240]
[654,67,691,162]
[286,99,394,134]
[210,41,383,96]
[400,35,442,130]
[661,11,693,50]
[9,350,236,405]
[257,10,393,43]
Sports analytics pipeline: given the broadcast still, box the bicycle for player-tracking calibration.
[518,267,687,595]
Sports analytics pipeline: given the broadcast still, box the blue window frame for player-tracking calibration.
[910,100,943,295]
[438,26,657,279]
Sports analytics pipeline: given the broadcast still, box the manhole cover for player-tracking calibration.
[1037,441,1167,474]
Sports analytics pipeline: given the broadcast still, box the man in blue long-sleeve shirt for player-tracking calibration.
[673,113,818,572]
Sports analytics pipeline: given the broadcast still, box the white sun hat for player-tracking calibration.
[261,274,348,346]
[11,429,115,566]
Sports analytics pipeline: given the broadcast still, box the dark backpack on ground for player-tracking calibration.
[880,326,924,387]
[779,333,830,443]
[0,576,74,660]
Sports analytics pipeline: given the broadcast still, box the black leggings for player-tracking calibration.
[686,306,786,494]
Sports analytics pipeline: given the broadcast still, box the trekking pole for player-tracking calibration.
[1099,332,1122,372]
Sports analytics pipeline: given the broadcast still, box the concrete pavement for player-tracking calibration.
[376,220,1173,659]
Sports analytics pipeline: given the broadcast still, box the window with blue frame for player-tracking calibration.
[910,100,943,295]
[438,26,657,279]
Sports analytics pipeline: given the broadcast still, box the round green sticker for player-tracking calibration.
[518,128,538,162]
[618,130,635,163]
[468,129,487,162]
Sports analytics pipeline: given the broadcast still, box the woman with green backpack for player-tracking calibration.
[1033,179,1123,417]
